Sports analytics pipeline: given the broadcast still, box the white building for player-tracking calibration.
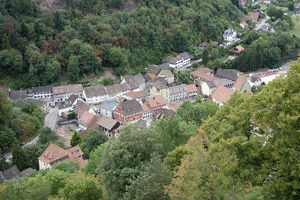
[98,100,119,118]
[223,28,237,42]
[27,85,53,99]
[52,84,83,103]
[83,85,109,104]
[168,52,194,69]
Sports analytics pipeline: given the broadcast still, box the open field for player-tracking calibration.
[289,15,300,38]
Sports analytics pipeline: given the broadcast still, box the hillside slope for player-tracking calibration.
[0,0,242,88]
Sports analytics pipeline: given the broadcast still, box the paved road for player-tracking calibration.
[45,107,59,130]
[4,107,59,162]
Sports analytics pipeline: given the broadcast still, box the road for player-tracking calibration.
[4,107,59,162]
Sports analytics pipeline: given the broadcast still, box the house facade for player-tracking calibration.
[223,28,237,42]
[38,143,85,170]
[168,52,193,69]
[52,84,83,103]
[115,99,143,123]
[98,100,119,118]
[27,85,53,99]
[201,81,217,96]
[142,95,166,120]
[169,84,188,102]
[150,79,170,102]
[157,69,174,84]
[83,85,108,104]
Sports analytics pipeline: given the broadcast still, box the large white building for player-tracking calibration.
[223,28,237,42]
[168,52,194,69]
[83,85,109,104]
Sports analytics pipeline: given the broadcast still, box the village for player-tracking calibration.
[0,0,297,177]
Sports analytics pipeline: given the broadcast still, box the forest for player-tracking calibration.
[0,58,299,200]
[0,0,241,89]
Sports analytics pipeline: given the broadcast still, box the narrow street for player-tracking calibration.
[4,106,59,162]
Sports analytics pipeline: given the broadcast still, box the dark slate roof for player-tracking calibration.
[145,65,161,75]
[132,73,145,85]
[20,168,33,177]
[180,52,194,60]
[119,99,143,116]
[207,81,217,89]
[0,165,20,184]
[8,90,27,101]
[100,100,119,112]
[31,85,52,93]
[216,69,238,81]
[66,94,80,105]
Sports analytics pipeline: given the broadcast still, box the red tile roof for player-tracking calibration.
[143,95,166,111]
[233,76,247,90]
[124,91,150,99]
[38,143,85,168]
[190,68,214,79]
[249,12,259,22]
[186,84,198,93]
[78,111,96,128]
[211,85,233,104]
[53,84,83,95]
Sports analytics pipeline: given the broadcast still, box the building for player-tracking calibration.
[27,85,53,99]
[211,85,234,106]
[52,84,83,103]
[186,84,198,98]
[255,70,281,84]
[38,143,85,170]
[169,84,188,102]
[0,166,33,184]
[145,65,161,77]
[94,115,122,138]
[215,68,238,81]
[74,101,95,118]
[8,89,28,102]
[121,73,146,91]
[78,111,97,130]
[232,76,252,92]
[150,78,170,102]
[238,0,247,7]
[83,85,108,104]
[105,83,130,100]
[198,41,219,49]
[115,99,143,123]
[123,91,150,102]
[142,95,166,120]
[168,52,194,69]
[190,67,218,86]
[157,69,174,84]
[249,12,259,22]
[240,17,248,29]
[229,45,244,55]
[201,81,217,96]
[97,100,119,118]
[58,95,81,116]
[223,28,237,42]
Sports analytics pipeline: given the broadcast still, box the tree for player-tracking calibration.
[124,155,172,200]
[38,127,58,145]
[12,143,28,171]
[164,145,189,172]
[70,131,82,147]
[82,130,108,157]
[61,172,102,200]
[102,77,114,85]
[68,56,80,82]
[84,143,107,175]
[202,48,209,65]
[52,161,79,173]
[98,127,163,200]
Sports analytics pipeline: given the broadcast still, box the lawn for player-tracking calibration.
[289,15,300,38]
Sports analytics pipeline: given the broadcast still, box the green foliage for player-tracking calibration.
[81,130,108,158]
[102,77,114,85]
[98,127,164,200]
[67,112,76,120]
[83,143,107,175]
[70,131,83,147]
[164,146,189,172]
[167,59,300,199]
[61,172,102,200]
[38,128,58,145]
[52,161,79,173]
[0,0,243,88]
[12,143,28,171]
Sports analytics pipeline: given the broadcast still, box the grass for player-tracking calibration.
[289,15,300,38]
